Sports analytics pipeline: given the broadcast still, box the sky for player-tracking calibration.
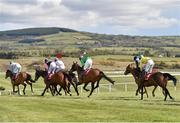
[0,0,180,36]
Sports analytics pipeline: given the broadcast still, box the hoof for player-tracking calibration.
[170,97,174,100]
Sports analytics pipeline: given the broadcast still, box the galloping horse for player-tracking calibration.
[124,63,177,101]
[5,70,35,95]
[34,69,79,96]
[70,62,115,97]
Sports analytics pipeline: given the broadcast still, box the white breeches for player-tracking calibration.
[48,63,56,74]
[84,58,93,70]
[144,59,154,73]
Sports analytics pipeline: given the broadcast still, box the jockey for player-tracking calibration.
[8,61,21,80]
[79,51,93,74]
[133,54,141,71]
[137,55,155,94]
[47,59,56,79]
[44,58,52,71]
[54,57,65,73]
[139,55,155,75]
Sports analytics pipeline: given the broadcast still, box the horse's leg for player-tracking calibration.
[162,87,168,101]
[23,83,27,95]
[68,83,71,92]
[49,85,54,96]
[152,86,157,97]
[144,87,148,98]
[17,85,21,95]
[71,81,79,96]
[88,83,95,98]
[94,80,100,90]
[68,77,79,96]
[165,88,173,100]
[66,86,72,96]
[136,85,140,96]
[41,85,49,96]
[140,86,144,100]
[12,84,15,95]
[58,86,62,96]
[55,85,62,96]
[50,85,55,95]
[26,81,34,95]
[83,83,90,92]
[62,86,67,96]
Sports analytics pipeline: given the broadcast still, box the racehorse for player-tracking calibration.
[5,70,35,95]
[34,69,79,96]
[124,63,177,101]
[70,62,115,97]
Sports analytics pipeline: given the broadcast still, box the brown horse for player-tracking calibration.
[70,62,115,97]
[34,69,79,96]
[5,70,35,95]
[124,63,177,101]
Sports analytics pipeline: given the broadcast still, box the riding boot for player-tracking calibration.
[80,71,84,83]
[12,73,16,81]
[48,73,52,80]
[140,70,146,86]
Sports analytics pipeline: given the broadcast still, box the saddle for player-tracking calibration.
[84,69,91,75]
[12,73,20,81]
[144,67,159,80]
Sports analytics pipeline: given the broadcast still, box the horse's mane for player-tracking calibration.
[128,63,141,77]
[75,63,84,71]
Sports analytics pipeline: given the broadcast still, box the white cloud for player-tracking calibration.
[0,0,180,35]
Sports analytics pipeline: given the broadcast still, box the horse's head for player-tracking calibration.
[124,63,135,75]
[5,70,12,79]
[70,62,80,72]
[34,68,46,81]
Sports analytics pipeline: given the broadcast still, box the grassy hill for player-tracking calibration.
[0,27,77,36]
[0,27,179,59]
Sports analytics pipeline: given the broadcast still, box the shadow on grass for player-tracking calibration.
[98,96,138,101]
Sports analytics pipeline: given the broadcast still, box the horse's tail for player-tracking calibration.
[27,73,36,83]
[0,86,5,91]
[100,71,115,85]
[163,73,177,86]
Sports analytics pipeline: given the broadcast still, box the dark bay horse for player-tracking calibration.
[5,70,35,95]
[70,62,115,97]
[124,63,177,101]
[34,69,79,96]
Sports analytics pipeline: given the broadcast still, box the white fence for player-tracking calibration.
[0,71,179,95]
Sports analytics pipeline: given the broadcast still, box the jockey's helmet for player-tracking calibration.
[79,51,86,58]
[54,57,58,62]
[44,58,48,63]
[9,61,13,64]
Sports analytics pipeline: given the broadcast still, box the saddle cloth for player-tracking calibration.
[12,73,20,80]
[144,67,159,80]
[84,69,91,75]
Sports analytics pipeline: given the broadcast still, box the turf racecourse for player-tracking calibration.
[0,74,180,122]
[1,90,180,122]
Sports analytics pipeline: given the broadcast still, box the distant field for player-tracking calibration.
[0,55,179,72]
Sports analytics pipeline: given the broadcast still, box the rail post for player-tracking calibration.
[125,83,127,92]
[109,84,112,92]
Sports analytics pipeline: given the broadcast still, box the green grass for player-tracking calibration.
[0,74,180,122]
[1,92,180,122]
